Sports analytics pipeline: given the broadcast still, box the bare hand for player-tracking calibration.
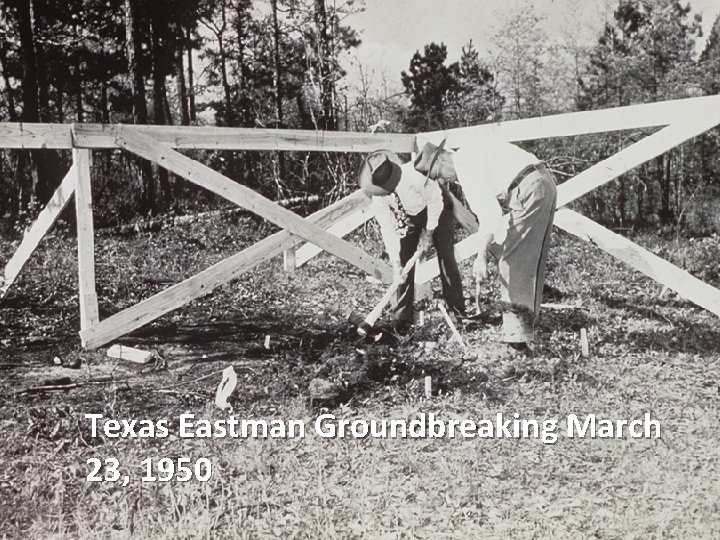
[418,229,433,254]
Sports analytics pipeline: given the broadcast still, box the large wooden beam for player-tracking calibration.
[554,209,720,317]
[0,122,73,149]
[420,94,720,146]
[79,191,374,349]
[0,122,415,152]
[73,147,99,329]
[1,164,76,296]
[2,97,717,151]
[113,126,390,283]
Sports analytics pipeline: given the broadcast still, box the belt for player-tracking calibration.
[508,162,546,192]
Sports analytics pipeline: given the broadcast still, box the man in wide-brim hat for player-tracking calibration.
[414,137,557,351]
[358,149,465,332]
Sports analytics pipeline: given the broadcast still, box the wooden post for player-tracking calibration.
[73,147,99,331]
[283,248,296,272]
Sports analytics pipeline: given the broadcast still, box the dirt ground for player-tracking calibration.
[1,214,719,538]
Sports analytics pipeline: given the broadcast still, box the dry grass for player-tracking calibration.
[1,216,719,539]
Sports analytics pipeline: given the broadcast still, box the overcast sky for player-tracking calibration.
[340,0,720,92]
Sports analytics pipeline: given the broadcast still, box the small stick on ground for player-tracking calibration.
[438,304,466,349]
[424,376,432,399]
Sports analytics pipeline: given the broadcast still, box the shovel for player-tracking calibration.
[355,245,425,336]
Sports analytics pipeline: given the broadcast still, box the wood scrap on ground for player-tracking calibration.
[107,344,154,364]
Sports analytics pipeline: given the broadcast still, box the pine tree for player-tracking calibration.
[400,42,459,131]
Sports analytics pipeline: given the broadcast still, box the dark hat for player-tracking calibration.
[358,150,402,197]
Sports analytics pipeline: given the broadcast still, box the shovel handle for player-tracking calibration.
[360,245,425,332]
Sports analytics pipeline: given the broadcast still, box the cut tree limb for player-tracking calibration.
[556,111,720,207]
[107,344,154,364]
[294,199,373,268]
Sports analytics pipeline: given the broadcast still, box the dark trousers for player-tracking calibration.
[393,192,465,323]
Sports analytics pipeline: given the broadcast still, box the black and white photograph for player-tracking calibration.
[1,0,719,537]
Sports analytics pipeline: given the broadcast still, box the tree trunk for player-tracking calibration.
[150,2,171,210]
[175,46,189,125]
[216,2,232,124]
[15,0,42,209]
[186,26,196,122]
[314,0,335,130]
[636,175,645,226]
[235,1,249,124]
[270,0,286,184]
[125,0,155,215]
[74,24,83,122]
[658,155,672,225]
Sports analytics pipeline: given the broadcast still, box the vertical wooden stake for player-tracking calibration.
[283,247,296,272]
[74,148,99,332]
[580,328,589,358]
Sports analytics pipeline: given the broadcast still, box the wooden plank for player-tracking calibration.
[556,111,720,207]
[73,147,99,330]
[0,123,73,149]
[0,96,716,150]
[420,94,720,146]
[107,344,154,364]
[79,191,378,349]
[295,201,373,267]
[1,165,76,296]
[70,123,415,152]
[114,126,389,282]
[554,208,720,317]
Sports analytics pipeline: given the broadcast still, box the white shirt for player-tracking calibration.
[372,162,444,263]
[451,140,539,244]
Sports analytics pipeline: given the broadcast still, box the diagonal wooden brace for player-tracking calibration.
[112,125,390,283]
[79,191,378,349]
[555,209,720,317]
[1,164,77,297]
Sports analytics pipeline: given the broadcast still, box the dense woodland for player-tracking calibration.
[1,0,720,232]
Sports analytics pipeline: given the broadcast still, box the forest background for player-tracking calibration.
[2,0,720,234]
